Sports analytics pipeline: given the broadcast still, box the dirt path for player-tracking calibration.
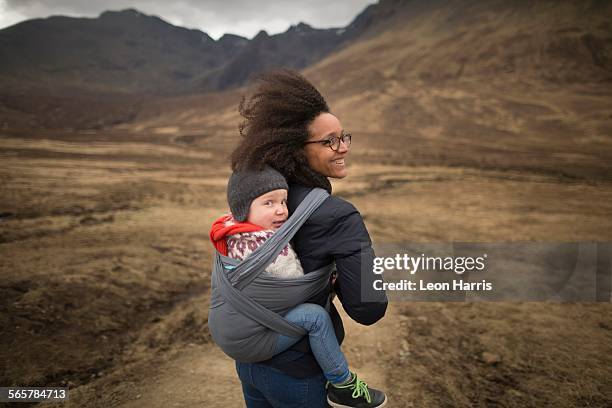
[61,299,403,408]
[117,345,243,408]
[118,299,402,408]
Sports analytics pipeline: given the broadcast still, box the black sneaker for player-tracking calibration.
[326,372,387,408]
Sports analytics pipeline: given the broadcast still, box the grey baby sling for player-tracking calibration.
[208,188,335,363]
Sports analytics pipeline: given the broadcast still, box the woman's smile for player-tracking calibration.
[304,113,350,179]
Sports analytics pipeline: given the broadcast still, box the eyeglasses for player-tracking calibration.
[304,132,352,152]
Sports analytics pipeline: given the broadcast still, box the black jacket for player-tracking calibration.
[261,184,388,378]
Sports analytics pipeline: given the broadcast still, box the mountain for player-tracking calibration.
[207,23,347,91]
[0,7,371,94]
[0,9,243,94]
[0,3,394,129]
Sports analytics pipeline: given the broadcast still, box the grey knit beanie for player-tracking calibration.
[227,167,289,221]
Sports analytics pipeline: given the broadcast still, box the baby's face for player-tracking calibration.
[247,189,288,230]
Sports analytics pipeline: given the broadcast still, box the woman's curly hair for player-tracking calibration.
[230,69,332,192]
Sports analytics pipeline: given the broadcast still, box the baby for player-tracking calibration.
[210,167,387,408]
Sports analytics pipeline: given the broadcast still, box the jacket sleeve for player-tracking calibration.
[326,200,388,325]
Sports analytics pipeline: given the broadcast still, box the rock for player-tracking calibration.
[401,340,410,352]
[80,216,99,225]
[482,351,502,365]
[398,349,410,362]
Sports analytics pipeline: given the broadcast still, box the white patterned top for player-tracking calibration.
[226,230,304,279]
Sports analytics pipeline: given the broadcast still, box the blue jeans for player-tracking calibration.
[236,361,329,408]
[275,303,350,385]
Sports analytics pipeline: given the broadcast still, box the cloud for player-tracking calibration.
[0,0,376,39]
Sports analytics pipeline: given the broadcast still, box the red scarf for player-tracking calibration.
[209,214,264,256]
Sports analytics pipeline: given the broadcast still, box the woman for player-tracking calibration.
[229,70,388,407]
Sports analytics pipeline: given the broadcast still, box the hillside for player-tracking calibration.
[305,0,612,181]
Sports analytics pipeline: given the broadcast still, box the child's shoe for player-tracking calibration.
[326,372,387,408]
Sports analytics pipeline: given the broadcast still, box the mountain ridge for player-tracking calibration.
[0,5,381,94]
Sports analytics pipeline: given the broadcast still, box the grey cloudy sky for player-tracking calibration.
[0,0,376,39]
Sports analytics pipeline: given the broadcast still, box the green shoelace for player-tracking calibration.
[350,376,372,403]
[329,373,372,404]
